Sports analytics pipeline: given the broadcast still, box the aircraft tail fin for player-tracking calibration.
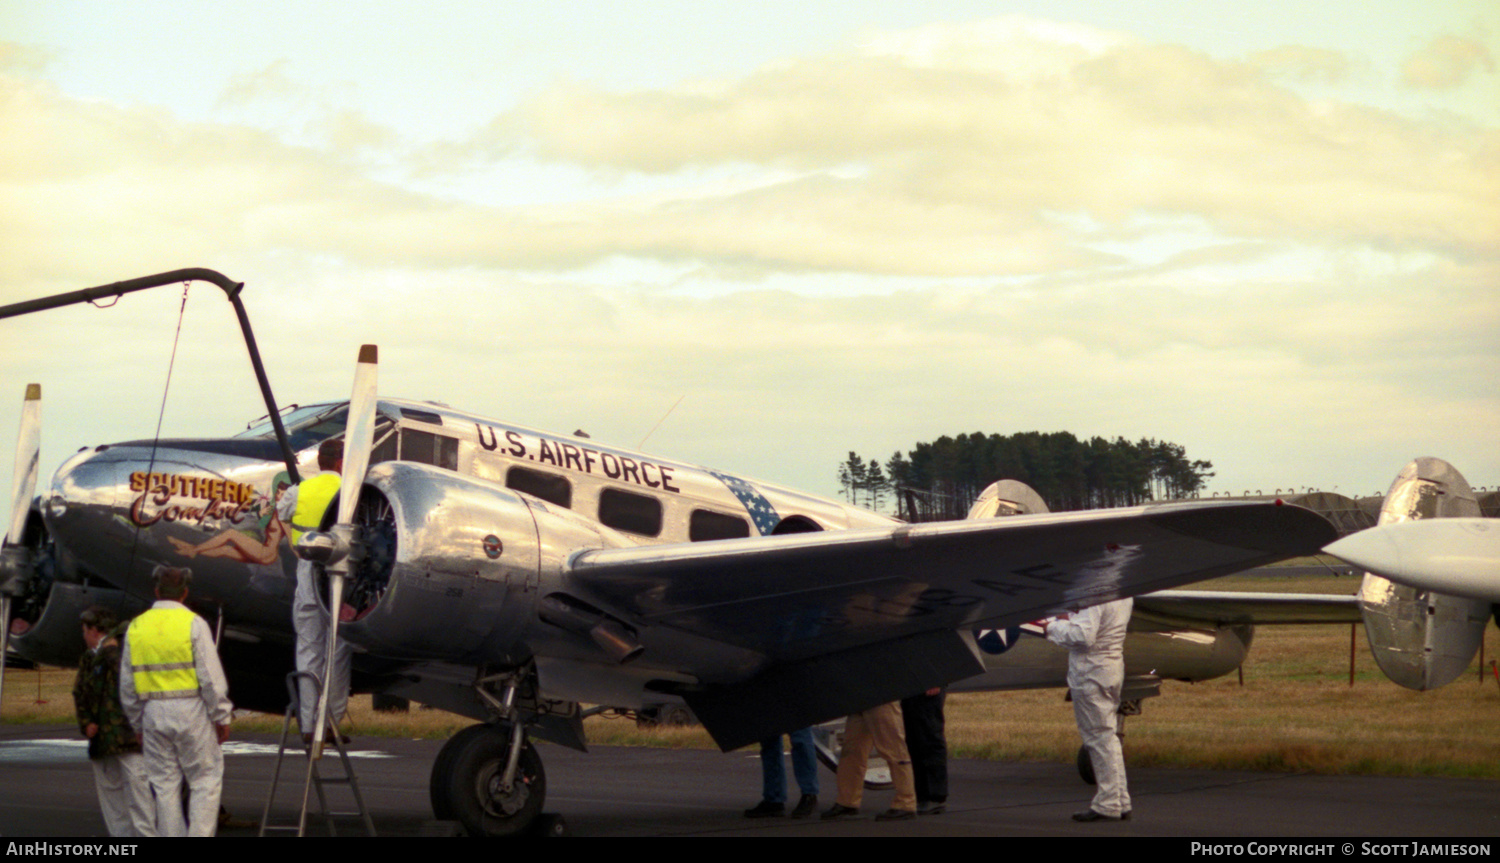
[1357,458,1489,690]
[966,480,1049,519]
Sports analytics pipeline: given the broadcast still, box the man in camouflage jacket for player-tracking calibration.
[74,606,154,836]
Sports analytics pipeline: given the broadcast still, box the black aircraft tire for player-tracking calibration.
[1077,745,1096,786]
[429,724,497,822]
[443,725,546,838]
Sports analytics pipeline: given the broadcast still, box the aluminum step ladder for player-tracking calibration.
[259,671,376,836]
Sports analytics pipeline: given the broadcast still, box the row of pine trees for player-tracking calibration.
[838,431,1215,521]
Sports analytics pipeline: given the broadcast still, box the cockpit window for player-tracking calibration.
[236,403,349,451]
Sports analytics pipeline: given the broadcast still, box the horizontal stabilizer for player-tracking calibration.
[1327,519,1500,604]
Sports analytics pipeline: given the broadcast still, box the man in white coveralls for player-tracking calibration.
[1042,597,1133,822]
[120,565,233,836]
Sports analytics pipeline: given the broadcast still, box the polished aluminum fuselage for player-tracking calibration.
[39,399,893,677]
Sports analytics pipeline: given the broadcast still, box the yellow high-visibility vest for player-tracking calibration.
[127,607,199,699]
[290,472,341,545]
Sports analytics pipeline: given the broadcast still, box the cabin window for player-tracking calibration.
[237,402,344,447]
[402,429,460,471]
[598,488,662,537]
[689,509,751,541]
[370,421,398,465]
[279,406,349,451]
[506,467,572,508]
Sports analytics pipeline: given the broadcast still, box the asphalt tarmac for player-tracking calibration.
[2,724,1496,839]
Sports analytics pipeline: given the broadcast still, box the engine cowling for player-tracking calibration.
[335,461,628,666]
[5,507,148,666]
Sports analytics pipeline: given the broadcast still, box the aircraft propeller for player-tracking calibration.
[304,346,378,757]
[0,384,41,712]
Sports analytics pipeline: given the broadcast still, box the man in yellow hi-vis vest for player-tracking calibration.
[120,566,232,837]
[275,438,353,739]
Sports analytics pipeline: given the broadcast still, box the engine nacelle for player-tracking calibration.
[337,461,628,666]
[10,581,148,667]
[4,507,149,665]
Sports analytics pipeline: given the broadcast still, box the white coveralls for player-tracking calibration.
[277,477,353,732]
[76,643,153,836]
[90,752,153,837]
[1044,597,1133,818]
[120,601,234,837]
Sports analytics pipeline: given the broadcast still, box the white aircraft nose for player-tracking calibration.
[1326,519,1500,604]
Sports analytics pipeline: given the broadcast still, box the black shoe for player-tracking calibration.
[917,800,947,816]
[789,794,818,819]
[821,804,860,820]
[875,808,916,821]
[1072,808,1129,822]
[743,800,785,818]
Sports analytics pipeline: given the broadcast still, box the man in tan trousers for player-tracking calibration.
[821,702,917,821]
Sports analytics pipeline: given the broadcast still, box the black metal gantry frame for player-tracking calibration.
[0,268,302,483]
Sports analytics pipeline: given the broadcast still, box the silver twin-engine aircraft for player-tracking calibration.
[2,348,1338,836]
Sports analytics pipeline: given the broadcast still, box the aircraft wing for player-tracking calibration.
[562,500,1336,748]
[1131,589,1362,629]
[567,501,1338,657]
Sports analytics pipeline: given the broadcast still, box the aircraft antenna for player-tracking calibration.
[636,395,684,451]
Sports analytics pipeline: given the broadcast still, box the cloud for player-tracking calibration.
[7,18,1495,291]
[1401,34,1496,89]
[216,59,299,108]
[307,108,398,154]
[0,40,53,74]
[0,16,1495,501]
[471,29,1498,265]
[1247,45,1354,85]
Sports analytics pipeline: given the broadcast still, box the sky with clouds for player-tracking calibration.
[1,1,1496,510]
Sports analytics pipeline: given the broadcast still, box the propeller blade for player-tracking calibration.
[7,384,40,546]
[337,345,378,526]
[311,346,376,758]
[3,383,41,714]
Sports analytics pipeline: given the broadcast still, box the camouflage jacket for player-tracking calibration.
[73,640,141,760]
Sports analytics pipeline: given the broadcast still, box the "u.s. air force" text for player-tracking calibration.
[476,425,680,493]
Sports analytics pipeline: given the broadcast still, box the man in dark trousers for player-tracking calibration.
[901,687,949,815]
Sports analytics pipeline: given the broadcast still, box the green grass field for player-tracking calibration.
[8,571,1498,778]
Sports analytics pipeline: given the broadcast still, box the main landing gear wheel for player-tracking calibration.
[1076,728,1127,786]
[1076,745,1096,786]
[430,723,546,837]
[430,724,492,821]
